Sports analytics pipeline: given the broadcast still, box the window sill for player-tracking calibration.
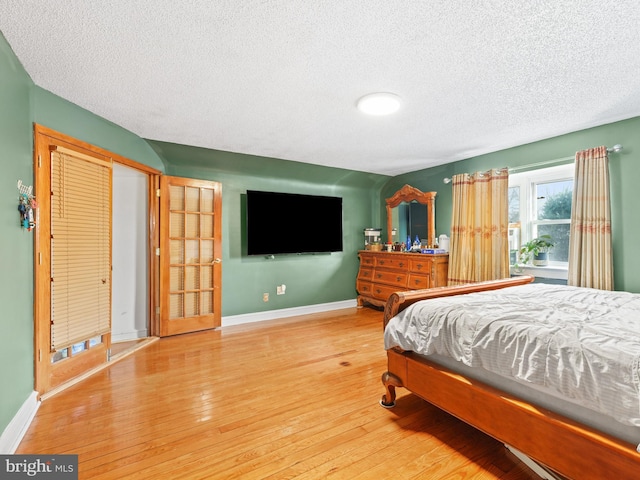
[510,265,568,280]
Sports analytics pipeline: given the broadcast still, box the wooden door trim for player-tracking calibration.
[148,173,161,337]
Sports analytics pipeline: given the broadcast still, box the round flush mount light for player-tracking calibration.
[356,92,401,116]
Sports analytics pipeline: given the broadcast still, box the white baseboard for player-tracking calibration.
[222,299,358,327]
[0,391,40,454]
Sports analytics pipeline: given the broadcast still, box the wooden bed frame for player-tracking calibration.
[380,275,640,479]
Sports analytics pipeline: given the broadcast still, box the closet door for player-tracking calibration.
[159,176,222,336]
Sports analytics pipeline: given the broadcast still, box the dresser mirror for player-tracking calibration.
[386,185,436,247]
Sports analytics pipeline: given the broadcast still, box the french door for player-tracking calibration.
[159,176,222,336]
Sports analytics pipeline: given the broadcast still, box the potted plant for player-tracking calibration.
[517,235,555,267]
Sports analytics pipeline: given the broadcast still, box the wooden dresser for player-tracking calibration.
[356,251,449,308]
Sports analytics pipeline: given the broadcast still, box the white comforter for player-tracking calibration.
[384,283,640,426]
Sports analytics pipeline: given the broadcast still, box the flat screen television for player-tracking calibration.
[246,190,343,255]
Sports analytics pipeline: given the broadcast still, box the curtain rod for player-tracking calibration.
[442,144,623,184]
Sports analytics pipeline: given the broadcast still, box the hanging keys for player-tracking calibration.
[18,191,37,231]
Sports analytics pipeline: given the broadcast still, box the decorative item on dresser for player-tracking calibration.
[357,251,449,308]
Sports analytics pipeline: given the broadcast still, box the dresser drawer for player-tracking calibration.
[356,280,373,296]
[357,267,374,281]
[408,274,430,289]
[410,258,432,273]
[359,254,375,267]
[375,256,409,269]
[374,270,407,287]
[371,283,406,301]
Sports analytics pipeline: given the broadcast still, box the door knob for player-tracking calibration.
[213,258,222,264]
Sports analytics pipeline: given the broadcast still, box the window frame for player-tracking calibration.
[509,163,574,277]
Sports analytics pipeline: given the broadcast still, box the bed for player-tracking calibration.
[380,275,640,479]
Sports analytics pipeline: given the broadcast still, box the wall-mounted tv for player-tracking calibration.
[246,190,343,256]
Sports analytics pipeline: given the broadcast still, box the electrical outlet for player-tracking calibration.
[263,293,269,302]
[277,284,286,295]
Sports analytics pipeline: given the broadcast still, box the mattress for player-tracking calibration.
[384,283,640,444]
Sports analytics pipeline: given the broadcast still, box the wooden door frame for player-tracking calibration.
[33,124,161,394]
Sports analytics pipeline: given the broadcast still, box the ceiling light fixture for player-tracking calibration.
[357,92,401,116]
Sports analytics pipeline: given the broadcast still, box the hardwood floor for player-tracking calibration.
[19,307,542,479]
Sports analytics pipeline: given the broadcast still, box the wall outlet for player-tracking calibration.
[276,284,286,295]
[263,292,269,302]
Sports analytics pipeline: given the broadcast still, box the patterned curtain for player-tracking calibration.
[567,146,613,290]
[448,168,510,285]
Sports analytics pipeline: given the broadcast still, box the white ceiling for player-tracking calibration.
[1,1,639,176]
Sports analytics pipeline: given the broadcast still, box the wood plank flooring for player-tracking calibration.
[18,307,542,479]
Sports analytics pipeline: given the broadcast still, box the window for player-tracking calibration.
[508,163,574,268]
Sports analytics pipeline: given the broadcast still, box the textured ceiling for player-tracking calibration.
[1,1,639,176]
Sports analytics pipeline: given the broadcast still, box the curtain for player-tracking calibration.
[567,146,613,290]
[448,168,510,285]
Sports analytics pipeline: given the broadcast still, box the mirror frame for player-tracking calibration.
[386,184,436,248]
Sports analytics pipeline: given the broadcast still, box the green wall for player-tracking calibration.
[384,116,640,293]
[0,31,35,438]
[149,141,389,316]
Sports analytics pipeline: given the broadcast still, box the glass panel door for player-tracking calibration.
[160,176,222,336]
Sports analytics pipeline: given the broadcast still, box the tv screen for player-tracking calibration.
[246,190,343,255]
